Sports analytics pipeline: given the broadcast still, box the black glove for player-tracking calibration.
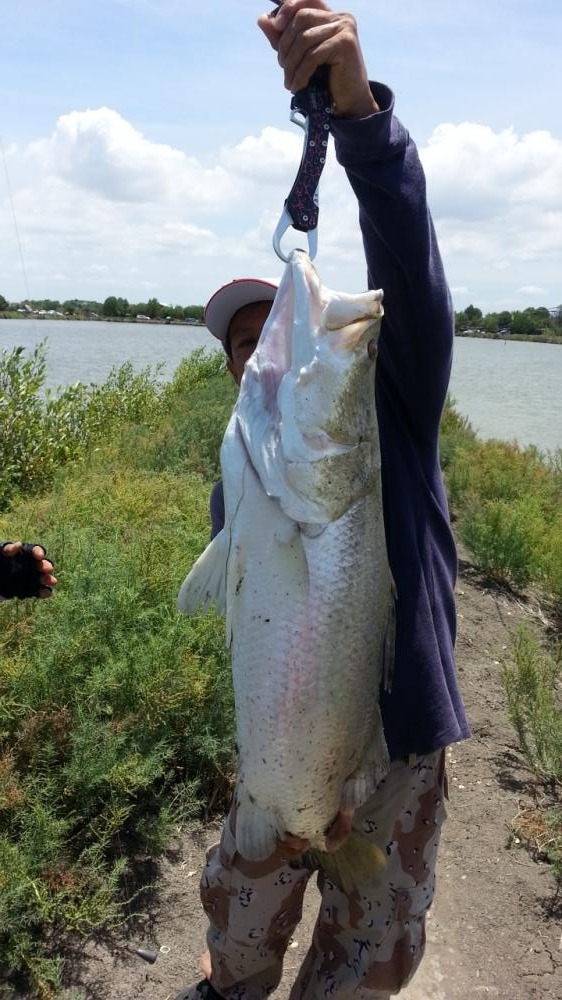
[0,542,50,599]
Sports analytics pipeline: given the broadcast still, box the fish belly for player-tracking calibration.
[228,451,391,861]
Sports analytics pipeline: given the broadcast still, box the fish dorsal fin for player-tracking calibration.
[177,529,228,616]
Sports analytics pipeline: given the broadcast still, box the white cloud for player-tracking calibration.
[1,107,561,310]
[420,122,562,307]
[225,127,302,185]
[29,107,234,207]
[422,122,562,218]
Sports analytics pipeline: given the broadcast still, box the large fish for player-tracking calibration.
[178,250,395,876]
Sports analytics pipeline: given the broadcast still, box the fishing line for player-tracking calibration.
[0,133,30,302]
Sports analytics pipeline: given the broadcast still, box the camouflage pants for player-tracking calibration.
[201,751,447,1000]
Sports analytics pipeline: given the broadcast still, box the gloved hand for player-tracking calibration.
[0,542,57,599]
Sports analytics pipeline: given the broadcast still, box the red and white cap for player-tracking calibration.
[204,278,278,345]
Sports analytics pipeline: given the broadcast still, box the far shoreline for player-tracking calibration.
[455,329,562,346]
[1,314,561,345]
[0,313,204,327]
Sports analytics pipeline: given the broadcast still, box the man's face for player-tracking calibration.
[226,301,272,385]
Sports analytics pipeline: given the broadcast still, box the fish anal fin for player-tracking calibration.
[341,715,390,810]
[235,791,280,863]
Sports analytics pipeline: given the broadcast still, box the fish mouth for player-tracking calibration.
[289,251,384,366]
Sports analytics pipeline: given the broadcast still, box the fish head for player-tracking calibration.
[312,281,384,450]
[281,252,384,519]
[238,251,384,523]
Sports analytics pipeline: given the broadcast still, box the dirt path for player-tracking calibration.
[51,561,562,998]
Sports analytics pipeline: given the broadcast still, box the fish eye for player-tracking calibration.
[367,338,378,360]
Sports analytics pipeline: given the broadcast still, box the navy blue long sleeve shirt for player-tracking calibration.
[211,83,470,759]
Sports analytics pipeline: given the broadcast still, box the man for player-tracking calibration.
[176,2,469,998]
[204,280,278,539]
[0,541,56,600]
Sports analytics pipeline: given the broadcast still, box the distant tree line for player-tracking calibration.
[0,294,204,324]
[100,296,204,323]
[455,303,562,338]
[2,293,562,339]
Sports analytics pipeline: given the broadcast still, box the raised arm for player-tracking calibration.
[259,0,453,433]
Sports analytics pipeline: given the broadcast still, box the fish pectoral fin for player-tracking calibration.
[312,833,386,894]
[177,529,228,616]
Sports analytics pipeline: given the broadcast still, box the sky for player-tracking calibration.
[1,0,561,313]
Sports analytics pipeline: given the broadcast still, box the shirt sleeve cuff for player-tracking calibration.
[330,82,408,166]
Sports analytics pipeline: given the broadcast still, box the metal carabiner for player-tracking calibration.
[273,205,318,263]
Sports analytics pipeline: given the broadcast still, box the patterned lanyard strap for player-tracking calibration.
[269,2,332,261]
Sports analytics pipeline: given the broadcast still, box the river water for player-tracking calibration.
[1,319,561,453]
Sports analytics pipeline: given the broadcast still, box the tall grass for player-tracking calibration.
[502,627,562,787]
[502,627,562,883]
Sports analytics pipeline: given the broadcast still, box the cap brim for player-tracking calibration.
[205,278,278,344]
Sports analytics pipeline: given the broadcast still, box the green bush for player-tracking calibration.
[0,350,236,993]
[444,438,555,510]
[440,402,562,606]
[459,496,544,589]
[538,512,562,606]
[439,395,477,474]
[0,512,235,988]
[502,626,562,786]
[0,342,169,510]
[502,627,562,885]
[132,349,237,481]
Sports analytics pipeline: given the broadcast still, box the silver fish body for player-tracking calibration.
[178,250,394,862]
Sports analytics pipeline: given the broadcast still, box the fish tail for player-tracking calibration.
[311,833,386,893]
